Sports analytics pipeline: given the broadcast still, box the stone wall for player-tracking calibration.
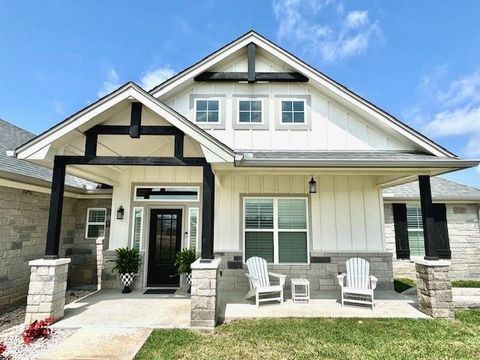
[0,185,111,312]
[384,203,480,280]
[217,251,394,292]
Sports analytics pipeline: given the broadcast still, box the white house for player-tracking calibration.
[11,31,478,325]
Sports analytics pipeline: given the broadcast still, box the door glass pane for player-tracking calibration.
[245,232,274,262]
[278,232,307,263]
[278,199,306,229]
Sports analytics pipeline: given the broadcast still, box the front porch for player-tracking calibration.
[51,287,427,330]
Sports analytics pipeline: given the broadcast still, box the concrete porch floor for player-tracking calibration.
[53,289,191,329]
[218,290,430,321]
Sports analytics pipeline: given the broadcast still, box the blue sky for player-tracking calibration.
[1,0,479,186]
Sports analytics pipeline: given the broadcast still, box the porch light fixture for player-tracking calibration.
[308,176,317,194]
[116,206,124,220]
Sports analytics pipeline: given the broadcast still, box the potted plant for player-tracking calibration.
[112,247,141,293]
[174,248,198,292]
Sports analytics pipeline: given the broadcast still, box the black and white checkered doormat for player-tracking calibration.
[143,289,177,294]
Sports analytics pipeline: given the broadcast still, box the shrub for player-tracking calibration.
[22,317,54,344]
[112,247,141,274]
[452,280,480,288]
[174,248,198,274]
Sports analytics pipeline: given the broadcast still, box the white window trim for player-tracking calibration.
[280,98,307,125]
[194,98,221,124]
[242,197,310,265]
[236,98,265,125]
[131,207,144,250]
[85,208,107,239]
[187,207,200,252]
[134,186,200,202]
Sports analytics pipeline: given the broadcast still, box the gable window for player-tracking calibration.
[407,206,425,257]
[85,208,107,239]
[244,197,308,264]
[238,100,262,123]
[195,99,219,123]
[281,100,305,123]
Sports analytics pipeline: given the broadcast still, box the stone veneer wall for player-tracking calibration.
[385,203,480,280]
[0,185,111,311]
[217,251,393,292]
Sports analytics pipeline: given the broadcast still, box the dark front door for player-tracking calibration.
[147,209,182,287]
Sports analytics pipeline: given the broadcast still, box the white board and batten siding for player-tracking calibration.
[159,54,415,153]
[215,174,384,253]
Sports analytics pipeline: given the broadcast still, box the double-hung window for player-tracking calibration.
[238,100,262,123]
[195,99,219,123]
[85,208,107,239]
[406,206,425,257]
[244,198,308,264]
[281,100,305,123]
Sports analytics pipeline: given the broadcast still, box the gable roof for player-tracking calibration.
[383,177,480,202]
[13,82,235,162]
[0,119,95,189]
[150,30,456,158]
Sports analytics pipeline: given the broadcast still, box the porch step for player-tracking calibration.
[454,296,480,309]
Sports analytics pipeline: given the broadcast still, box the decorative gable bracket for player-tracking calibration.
[194,43,308,83]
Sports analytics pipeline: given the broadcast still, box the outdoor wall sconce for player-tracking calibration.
[308,176,317,194]
[116,206,124,220]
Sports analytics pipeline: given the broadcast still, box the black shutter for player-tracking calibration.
[433,203,451,259]
[392,203,410,259]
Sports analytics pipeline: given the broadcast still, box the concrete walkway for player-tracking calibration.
[42,327,151,360]
[54,289,191,328]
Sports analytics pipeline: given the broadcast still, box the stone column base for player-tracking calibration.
[415,259,454,319]
[190,257,221,328]
[25,258,71,324]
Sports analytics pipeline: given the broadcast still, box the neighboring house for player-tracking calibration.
[383,177,480,280]
[0,119,112,311]
[8,31,478,314]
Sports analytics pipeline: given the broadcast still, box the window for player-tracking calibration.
[244,198,308,264]
[407,206,425,257]
[131,207,143,250]
[85,208,107,239]
[188,208,199,252]
[195,99,219,123]
[281,100,305,123]
[238,100,262,123]
[134,186,199,202]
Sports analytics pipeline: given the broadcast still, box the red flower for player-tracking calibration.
[22,317,54,344]
[0,342,6,355]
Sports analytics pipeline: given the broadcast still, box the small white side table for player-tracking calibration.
[291,278,310,304]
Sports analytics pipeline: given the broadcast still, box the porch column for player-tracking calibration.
[418,175,438,260]
[45,157,66,258]
[201,164,215,260]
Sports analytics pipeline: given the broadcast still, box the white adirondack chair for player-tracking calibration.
[337,258,378,309]
[245,257,286,307]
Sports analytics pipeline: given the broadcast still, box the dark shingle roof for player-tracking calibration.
[0,119,94,189]
[383,177,480,201]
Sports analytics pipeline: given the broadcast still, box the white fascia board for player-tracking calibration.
[151,32,454,158]
[235,159,479,168]
[15,83,235,163]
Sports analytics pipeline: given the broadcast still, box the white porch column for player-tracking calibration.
[415,259,454,319]
[190,257,221,328]
[25,258,71,324]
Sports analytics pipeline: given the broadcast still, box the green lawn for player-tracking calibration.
[452,280,480,288]
[136,310,480,360]
[394,277,416,293]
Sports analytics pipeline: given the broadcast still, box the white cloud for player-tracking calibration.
[97,68,121,98]
[139,67,176,91]
[272,0,381,62]
[418,68,480,157]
